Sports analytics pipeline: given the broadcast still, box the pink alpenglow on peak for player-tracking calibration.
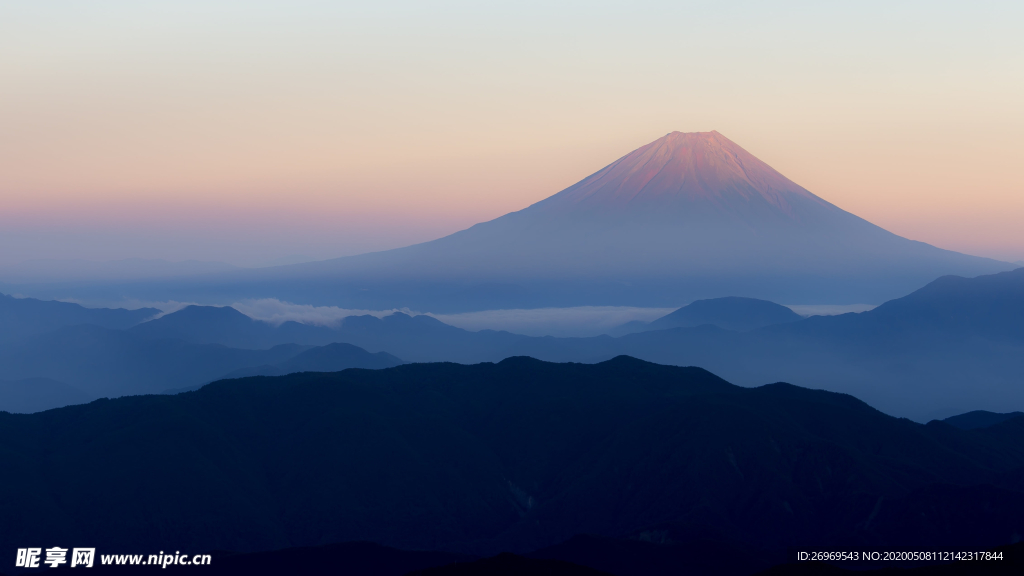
[85,132,1016,312]
[530,131,840,226]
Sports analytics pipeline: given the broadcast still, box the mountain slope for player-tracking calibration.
[206,343,405,384]
[612,296,803,335]
[14,133,1009,312]
[204,132,1010,311]
[0,325,313,398]
[2,357,1023,564]
[944,411,1024,430]
[0,292,157,343]
[115,269,1024,420]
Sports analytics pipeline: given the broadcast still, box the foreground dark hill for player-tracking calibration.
[0,292,156,343]
[2,357,1023,572]
[944,411,1024,430]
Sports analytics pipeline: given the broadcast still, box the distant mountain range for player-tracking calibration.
[163,343,404,394]
[0,133,1013,311]
[0,292,157,343]
[94,267,1023,420]
[3,357,1022,575]
[3,267,1022,419]
[0,327,403,411]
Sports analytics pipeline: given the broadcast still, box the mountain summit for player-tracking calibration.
[113,132,1012,311]
[531,131,833,221]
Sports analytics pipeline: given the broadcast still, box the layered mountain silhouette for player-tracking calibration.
[944,411,1024,430]
[3,358,1023,575]
[106,268,1024,420]
[0,326,400,411]
[129,304,339,348]
[4,268,1022,419]
[0,292,157,343]
[165,343,405,393]
[219,342,403,378]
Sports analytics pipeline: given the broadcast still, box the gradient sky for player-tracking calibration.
[2,1,1023,267]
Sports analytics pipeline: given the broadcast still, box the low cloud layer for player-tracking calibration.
[786,304,877,317]
[128,298,877,337]
[233,299,675,336]
[231,299,403,327]
[431,306,676,337]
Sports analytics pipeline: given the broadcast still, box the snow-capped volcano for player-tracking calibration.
[172,132,1016,311]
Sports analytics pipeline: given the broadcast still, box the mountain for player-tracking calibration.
[132,305,531,361]
[0,292,157,343]
[596,269,1024,420]
[0,307,404,406]
[113,269,1024,420]
[276,342,404,372]
[174,343,406,390]
[944,411,1024,430]
[0,377,92,414]
[4,133,1009,312]
[610,296,803,335]
[856,266,1024,341]
[128,304,376,349]
[128,305,299,348]
[0,325,313,399]
[126,269,1024,420]
[3,357,1024,571]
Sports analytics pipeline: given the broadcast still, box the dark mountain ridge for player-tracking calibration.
[944,411,1024,430]
[0,292,156,343]
[2,357,1023,565]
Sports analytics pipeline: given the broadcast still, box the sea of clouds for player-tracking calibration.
[117,298,875,338]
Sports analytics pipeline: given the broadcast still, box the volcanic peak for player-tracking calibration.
[529,130,834,219]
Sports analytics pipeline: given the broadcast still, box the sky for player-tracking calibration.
[2,1,1023,267]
